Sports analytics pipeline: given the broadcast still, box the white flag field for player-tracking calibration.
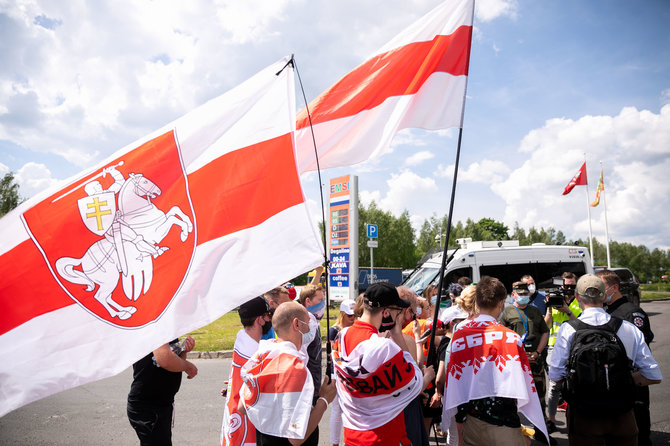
[0,56,323,417]
[295,0,474,173]
[0,0,473,417]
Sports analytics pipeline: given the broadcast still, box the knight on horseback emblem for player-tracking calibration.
[55,161,193,321]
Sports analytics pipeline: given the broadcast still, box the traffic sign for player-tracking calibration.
[366,224,378,238]
[367,240,378,248]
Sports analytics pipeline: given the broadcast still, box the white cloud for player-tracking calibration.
[0,163,8,176]
[14,162,59,198]
[379,169,438,215]
[404,150,434,166]
[662,89,670,105]
[436,159,510,185]
[359,189,381,207]
[492,105,670,248]
[476,0,518,22]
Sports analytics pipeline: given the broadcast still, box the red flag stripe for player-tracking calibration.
[296,25,472,129]
[188,133,304,243]
[0,240,74,334]
[0,132,303,336]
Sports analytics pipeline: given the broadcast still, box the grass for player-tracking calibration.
[641,290,670,301]
[188,307,341,351]
[641,283,670,292]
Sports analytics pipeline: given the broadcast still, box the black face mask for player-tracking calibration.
[379,313,395,333]
[261,320,273,335]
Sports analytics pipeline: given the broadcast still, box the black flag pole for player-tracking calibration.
[424,0,475,374]
[289,55,334,382]
[425,127,463,368]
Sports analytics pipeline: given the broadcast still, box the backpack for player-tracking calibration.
[561,316,635,415]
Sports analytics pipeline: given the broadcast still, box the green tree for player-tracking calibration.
[358,200,419,269]
[0,172,21,217]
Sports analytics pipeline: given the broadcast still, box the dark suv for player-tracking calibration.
[594,266,641,306]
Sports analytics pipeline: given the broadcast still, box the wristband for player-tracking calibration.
[318,396,329,409]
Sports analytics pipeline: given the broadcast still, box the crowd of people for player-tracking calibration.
[125,268,663,446]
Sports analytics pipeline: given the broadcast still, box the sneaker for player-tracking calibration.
[557,401,567,412]
[547,420,557,433]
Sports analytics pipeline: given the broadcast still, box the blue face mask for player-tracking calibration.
[516,295,530,306]
[431,295,438,306]
[306,299,326,320]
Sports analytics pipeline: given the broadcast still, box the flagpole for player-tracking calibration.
[290,55,334,382]
[426,0,475,370]
[601,161,611,268]
[584,154,594,267]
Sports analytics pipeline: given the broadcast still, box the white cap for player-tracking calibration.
[439,305,468,325]
[339,299,355,315]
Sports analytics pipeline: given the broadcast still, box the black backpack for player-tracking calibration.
[561,316,635,415]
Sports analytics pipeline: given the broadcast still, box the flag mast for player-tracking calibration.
[427,0,476,368]
[584,153,595,267]
[289,55,335,381]
[601,161,611,268]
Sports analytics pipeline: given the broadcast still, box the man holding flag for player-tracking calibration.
[332,282,434,446]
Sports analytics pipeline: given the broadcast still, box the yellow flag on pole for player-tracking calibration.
[590,169,604,206]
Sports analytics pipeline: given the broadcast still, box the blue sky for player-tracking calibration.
[1,0,669,249]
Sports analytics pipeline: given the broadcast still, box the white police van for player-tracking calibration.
[403,238,593,296]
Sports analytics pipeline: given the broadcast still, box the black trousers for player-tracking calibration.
[634,385,651,446]
[127,401,173,446]
[256,426,319,446]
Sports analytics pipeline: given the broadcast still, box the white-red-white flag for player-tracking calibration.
[241,339,314,439]
[0,56,323,417]
[295,0,474,173]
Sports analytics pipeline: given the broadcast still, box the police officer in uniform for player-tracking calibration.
[596,269,654,446]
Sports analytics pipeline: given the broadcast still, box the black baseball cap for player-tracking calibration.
[239,296,271,319]
[364,282,410,308]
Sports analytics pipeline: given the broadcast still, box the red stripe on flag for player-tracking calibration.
[187,133,304,244]
[0,132,304,335]
[296,25,472,129]
[0,240,75,334]
[256,352,309,393]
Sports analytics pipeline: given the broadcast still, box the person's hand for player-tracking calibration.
[182,335,195,353]
[319,375,337,403]
[412,319,422,339]
[429,391,443,408]
[528,351,540,363]
[185,360,198,379]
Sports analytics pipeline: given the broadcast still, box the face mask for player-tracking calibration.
[261,319,272,335]
[416,306,423,316]
[527,284,536,295]
[306,300,326,320]
[431,296,438,306]
[379,312,395,333]
[516,295,530,306]
[299,319,317,346]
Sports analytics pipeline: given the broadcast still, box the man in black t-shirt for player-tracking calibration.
[127,337,198,446]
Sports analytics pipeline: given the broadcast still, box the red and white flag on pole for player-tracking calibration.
[295,0,474,173]
[0,56,323,417]
[562,162,588,195]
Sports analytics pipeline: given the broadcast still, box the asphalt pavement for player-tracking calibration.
[1,300,669,445]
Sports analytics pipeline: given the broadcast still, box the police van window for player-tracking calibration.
[404,266,440,294]
[444,267,473,286]
[479,262,587,293]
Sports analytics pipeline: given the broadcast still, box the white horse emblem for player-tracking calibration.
[55,165,193,320]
